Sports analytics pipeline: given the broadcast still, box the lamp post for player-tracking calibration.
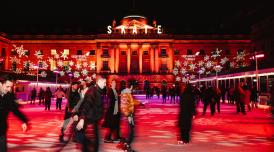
[215,65,221,88]
[251,52,264,91]
[53,70,59,89]
[33,65,39,90]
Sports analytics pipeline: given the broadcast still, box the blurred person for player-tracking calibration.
[30,87,37,104]
[38,88,45,105]
[116,85,141,152]
[270,81,274,118]
[178,84,195,144]
[243,85,251,111]
[44,87,52,111]
[0,75,29,151]
[76,77,106,152]
[250,85,258,109]
[54,87,66,110]
[102,80,121,143]
[234,82,246,115]
[59,81,81,143]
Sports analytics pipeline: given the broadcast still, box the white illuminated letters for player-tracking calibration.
[157,25,162,34]
[107,25,112,34]
[121,26,126,34]
[133,26,137,34]
[107,24,163,34]
[144,26,148,34]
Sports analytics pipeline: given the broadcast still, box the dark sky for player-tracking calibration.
[1,0,273,35]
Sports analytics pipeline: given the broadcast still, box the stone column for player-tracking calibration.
[139,48,143,74]
[127,44,131,74]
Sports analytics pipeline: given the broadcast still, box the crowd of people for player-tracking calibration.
[1,73,274,152]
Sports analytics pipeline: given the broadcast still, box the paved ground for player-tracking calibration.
[6,96,274,152]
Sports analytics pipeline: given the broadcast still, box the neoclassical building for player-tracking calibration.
[0,15,251,90]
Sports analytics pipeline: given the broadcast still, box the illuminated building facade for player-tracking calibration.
[0,15,252,90]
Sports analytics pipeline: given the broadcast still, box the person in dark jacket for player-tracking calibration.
[59,81,81,142]
[102,80,121,143]
[44,87,52,111]
[0,75,29,151]
[38,88,45,105]
[202,86,216,115]
[76,77,106,152]
[178,84,195,144]
[30,88,36,104]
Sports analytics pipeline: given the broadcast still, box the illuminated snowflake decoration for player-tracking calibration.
[183,61,188,67]
[180,68,187,75]
[205,61,213,69]
[57,60,64,67]
[182,77,188,83]
[34,50,44,59]
[73,71,80,78]
[12,45,28,57]
[230,62,235,68]
[198,61,204,67]
[82,62,88,68]
[81,69,89,76]
[76,63,82,70]
[175,60,181,67]
[54,54,60,59]
[85,76,92,83]
[190,74,196,80]
[206,71,211,75]
[234,50,246,62]
[61,51,69,60]
[10,57,21,63]
[189,63,196,71]
[173,68,179,75]
[175,76,181,82]
[211,48,222,59]
[40,61,49,69]
[92,73,96,79]
[40,71,47,77]
[204,55,210,61]
[90,62,96,70]
[213,66,222,72]
[69,61,74,66]
[48,57,54,63]
[59,71,65,76]
[198,67,206,74]
[220,57,229,65]
[23,61,30,69]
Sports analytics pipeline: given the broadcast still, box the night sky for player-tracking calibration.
[1,0,273,35]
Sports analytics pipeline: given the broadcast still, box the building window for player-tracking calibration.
[101,49,110,58]
[102,61,109,70]
[121,51,126,55]
[187,49,192,55]
[161,48,166,55]
[103,49,109,55]
[143,51,148,55]
[1,48,6,57]
[90,50,95,55]
[200,49,205,55]
[160,48,168,57]
[132,50,137,55]
[77,50,82,55]
[174,49,179,55]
